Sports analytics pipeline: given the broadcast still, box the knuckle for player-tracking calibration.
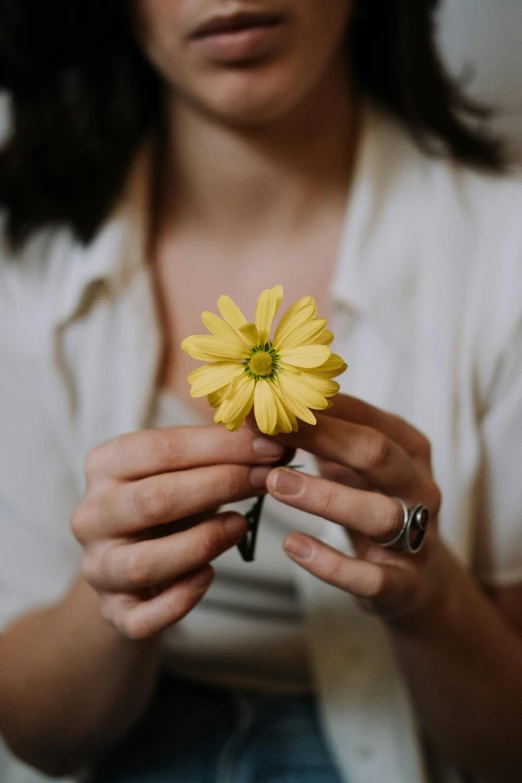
[70,502,91,542]
[123,548,157,589]
[413,432,432,462]
[98,594,118,626]
[218,468,244,500]
[84,445,106,481]
[363,433,391,471]
[167,592,197,625]
[374,500,403,540]
[324,556,344,585]
[70,502,86,543]
[153,428,181,468]
[131,481,171,524]
[196,525,224,562]
[365,568,387,599]
[81,548,100,585]
[426,481,442,517]
[120,612,150,641]
[354,400,372,428]
[316,482,336,518]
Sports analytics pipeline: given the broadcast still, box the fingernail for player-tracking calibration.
[252,437,285,460]
[284,535,313,561]
[191,568,214,590]
[250,466,272,490]
[223,514,247,540]
[271,468,304,497]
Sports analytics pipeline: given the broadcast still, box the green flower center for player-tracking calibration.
[245,344,280,381]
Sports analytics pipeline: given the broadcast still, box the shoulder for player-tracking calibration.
[378,107,522,311]
[426,155,522,316]
[366,107,522,398]
[420,150,522,408]
[375,104,522,240]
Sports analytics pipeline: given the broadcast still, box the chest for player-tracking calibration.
[152,233,339,418]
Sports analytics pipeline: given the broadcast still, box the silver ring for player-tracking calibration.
[380,499,430,554]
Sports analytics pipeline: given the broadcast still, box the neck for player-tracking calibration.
[159,59,358,240]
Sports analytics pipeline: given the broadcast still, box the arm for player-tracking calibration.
[389,545,522,783]
[265,395,522,783]
[0,425,283,777]
[0,576,162,777]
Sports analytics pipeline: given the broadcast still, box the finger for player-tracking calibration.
[316,458,371,491]
[85,425,286,483]
[99,567,216,640]
[323,395,432,462]
[282,533,421,612]
[267,466,431,543]
[274,416,423,496]
[72,463,271,541]
[84,512,247,592]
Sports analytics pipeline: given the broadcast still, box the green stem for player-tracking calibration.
[237,495,266,562]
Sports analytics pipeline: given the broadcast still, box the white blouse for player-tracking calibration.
[1,104,522,783]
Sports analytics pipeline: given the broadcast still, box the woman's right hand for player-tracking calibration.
[71,426,285,640]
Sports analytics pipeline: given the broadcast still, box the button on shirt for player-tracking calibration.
[1,104,522,783]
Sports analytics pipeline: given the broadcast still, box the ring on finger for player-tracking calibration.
[379,498,430,554]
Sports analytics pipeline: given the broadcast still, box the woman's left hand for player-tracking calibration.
[265,394,446,625]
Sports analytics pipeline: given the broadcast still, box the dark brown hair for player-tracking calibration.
[0,0,504,250]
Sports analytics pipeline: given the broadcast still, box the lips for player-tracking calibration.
[189,9,288,64]
[191,11,287,41]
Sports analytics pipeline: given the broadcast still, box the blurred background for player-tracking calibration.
[439,0,522,163]
[0,0,522,780]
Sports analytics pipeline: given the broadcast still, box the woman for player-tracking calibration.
[0,1,522,782]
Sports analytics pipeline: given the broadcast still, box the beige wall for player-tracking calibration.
[439,0,522,161]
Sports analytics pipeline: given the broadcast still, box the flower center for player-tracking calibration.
[248,351,274,377]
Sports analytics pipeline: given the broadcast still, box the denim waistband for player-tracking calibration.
[89,674,345,783]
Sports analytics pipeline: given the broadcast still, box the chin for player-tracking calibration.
[180,66,311,128]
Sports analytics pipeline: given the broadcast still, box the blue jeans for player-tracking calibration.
[90,675,344,783]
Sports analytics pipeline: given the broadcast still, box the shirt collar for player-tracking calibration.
[54,144,150,327]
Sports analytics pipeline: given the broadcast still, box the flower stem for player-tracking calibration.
[237,495,265,562]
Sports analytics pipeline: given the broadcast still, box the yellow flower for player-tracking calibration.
[181,285,347,436]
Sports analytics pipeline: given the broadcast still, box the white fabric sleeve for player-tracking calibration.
[0,352,83,633]
[475,320,522,587]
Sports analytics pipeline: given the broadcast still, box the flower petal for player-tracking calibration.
[181,336,220,362]
[313,329,334,346]
[273,298,317,348]
[305,354,348,379]
[254,380,278,435]
[279,344,331,368]
[270,381,295,434]
[279,371,330,410]
[183,335,249,362]
[275,318,327,352]
[216,375,255,430]
[207,384,231,409]
[201,311,248,349]
[255,285,283,345]
[188,362,244,397]
[218,295,248,329]
[238,323,260,346]
[298,373,340,396]
[277,375,317,426]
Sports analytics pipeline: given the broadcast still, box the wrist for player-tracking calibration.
[58,576,163,657]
